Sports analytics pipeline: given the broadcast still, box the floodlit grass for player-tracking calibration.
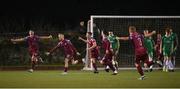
[0,70,180,88]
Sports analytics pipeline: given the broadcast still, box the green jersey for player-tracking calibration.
[108,35,119,50]
[171,32,178,51]
[162,35,174,56]
[144,37,155,57]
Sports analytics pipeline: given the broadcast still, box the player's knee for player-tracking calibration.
[135,63,139,67]
[144,63,148,67]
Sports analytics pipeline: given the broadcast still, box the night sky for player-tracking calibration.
[1,0,179,18]
[0,0,179,32]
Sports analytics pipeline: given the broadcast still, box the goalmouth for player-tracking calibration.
[82,15,180,70]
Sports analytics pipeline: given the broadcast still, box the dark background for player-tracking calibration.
[0,0,179,32]
[0,0,179,67]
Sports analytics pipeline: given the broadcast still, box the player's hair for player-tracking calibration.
[165,27,171,33]
[129,26,136,32]
[29,30,34,33]
[103,31,108,36]
[87,32,92,36]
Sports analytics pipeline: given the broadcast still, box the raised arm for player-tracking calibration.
[144,31,156,37]
[116,36,129,41]
[39,35,52,39]
[78,37,88,43]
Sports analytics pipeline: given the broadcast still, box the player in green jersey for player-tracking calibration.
[170,29,178,67]
[105,31,120,71]
[144,30,155,72]
[161,28,174,72]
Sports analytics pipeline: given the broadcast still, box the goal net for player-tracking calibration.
[83,16,180,70]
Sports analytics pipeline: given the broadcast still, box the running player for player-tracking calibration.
[161,28,174,72]
[117,26,156,80]
[11,30,52,73]
[46,33,80,74]
[79,32,99,73]
[100,31,118,75]
[144,30,155,72]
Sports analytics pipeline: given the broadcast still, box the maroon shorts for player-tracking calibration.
[102,52,113,64]
[135,53,149,64]
[29,49,39,56]
[29,49,39,62]
[90,50,99,59]
[156,51,163,61]
[65,52,75,60]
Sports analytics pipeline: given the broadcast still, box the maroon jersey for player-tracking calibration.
[88,38,99,58]
[25,35,40,54]
[57,39,77,56]
[156,37,162,56]
[102,37,111,53]
[102,37,113,61]
[129,32,147,56]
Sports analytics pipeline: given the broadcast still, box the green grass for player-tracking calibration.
[0,70,180,88]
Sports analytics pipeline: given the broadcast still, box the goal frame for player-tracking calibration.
[83,15,180,70]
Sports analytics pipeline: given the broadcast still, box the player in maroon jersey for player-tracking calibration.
[46,33,80,74]
[155,33,163,68]
[100,30,118,75]
[11,30,52,73]
[79,32,99,73]
[117,26,156,80]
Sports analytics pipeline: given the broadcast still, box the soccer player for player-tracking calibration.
[11,30,52,73]
[161,28,175,72]
[46,33,80,74]
[116,26,156,80]
[155,33,163,69]
[100,31,118,75]
[79,32,99,73]
[143,30,155,72]
[107,31,120,71]
[170,28,178,67]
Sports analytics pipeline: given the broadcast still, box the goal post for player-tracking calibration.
[83,15,180,70]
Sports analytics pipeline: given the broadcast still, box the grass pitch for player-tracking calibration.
[0,70,180,88]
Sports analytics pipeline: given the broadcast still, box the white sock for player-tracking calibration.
[169,60,174,70]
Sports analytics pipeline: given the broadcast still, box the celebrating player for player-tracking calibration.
[116,26,156,80]
[161,28,175,72]
[79,32,99,74]
[46,33,80,74]
[11,30,52,73]
[143,30,155,72]
[100,31,118,75]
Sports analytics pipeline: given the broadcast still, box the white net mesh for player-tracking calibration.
[87,16,180,68]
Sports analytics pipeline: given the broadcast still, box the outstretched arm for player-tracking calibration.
[69,41,81,55]
[39,35,52,40]
[78,37,88,43]
[46,43,60,55]
[144,31,156,37]
[11,37,26,43]
[116,36,129,41]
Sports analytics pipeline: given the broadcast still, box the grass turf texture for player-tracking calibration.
[0,70,180,88]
